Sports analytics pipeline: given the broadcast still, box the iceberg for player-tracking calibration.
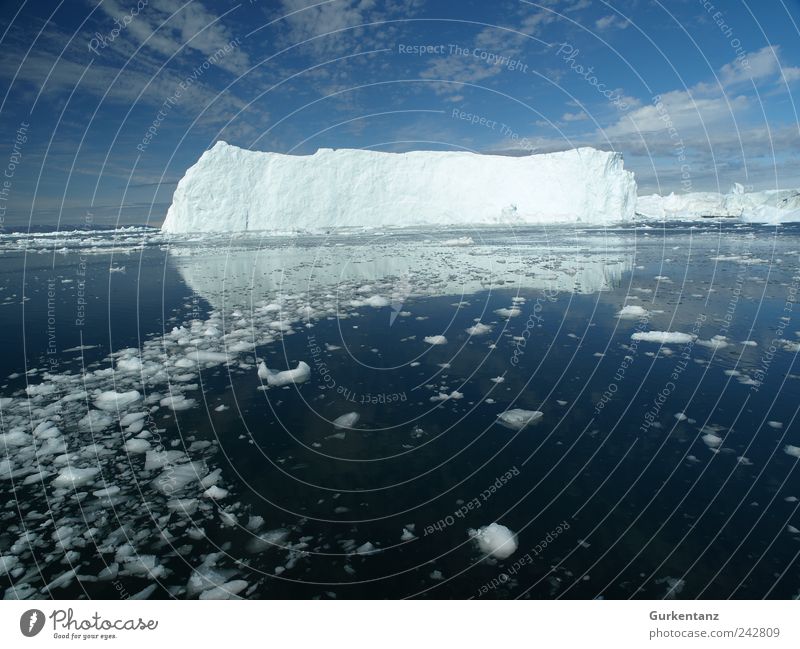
[636,183,800,223]
[161,142,637,232]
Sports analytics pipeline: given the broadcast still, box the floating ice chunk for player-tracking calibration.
[187,350,231,363]
[767,421,783,429]
[159,395,197,411]
[784,445,800,458]
[466,323,492,336]
[94,390,141,412]
[122,555,165,579]
[702,433,723,448]
[490,376,505,384]
[167,498,199,515]
[0,555,19,577]
[494,307,521,318]
[119,412,147,427]
[401,528,416,541]
[203,485,228,500]
[674,412,688,421]
[123,438,151,454]
[78,410,114,431]
[153,461,207,495]
[93,486,120,498]
[616,304,649,319]
[257,361,311,387]
[468,523,518,559]
[741,340,758,347]
[442,236,475,246]
[363,295,390,308]
[247,528,290,553]
[199,580,248,600]
[116,357,143,372]
[355,542,377,555]
[423,335,447,345]
[0,430,31,446]
[631,331,696,344]
[497,408,543,430]
[144,449,185,471]
[697,335,729,350]
[430,390,464,402]
[333,412,360,429]
[52,466,100,488]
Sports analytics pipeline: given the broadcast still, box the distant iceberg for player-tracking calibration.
[161,142,637,233]
[636,182,800,223]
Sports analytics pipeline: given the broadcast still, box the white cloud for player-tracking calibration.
[595,15,629,32]
[95,0,250,74]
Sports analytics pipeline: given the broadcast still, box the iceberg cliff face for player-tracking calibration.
[636,183,800,223]
[161,142,637,233]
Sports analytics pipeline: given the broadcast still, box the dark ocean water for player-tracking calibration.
[1,222,799,599]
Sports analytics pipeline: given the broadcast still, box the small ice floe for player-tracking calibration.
[466,322,492,336]
[697,335,729,350]
[494,307,521,318]
[363,295,390,308]
[490,376,505,384]
[497,408,543,430]
[257,361,311,387]
[109,265,126,273]
[160,395,196,411]
[702,433,723,448]
[768,421,783,429]
[401,528,416,541]
[52,466,100,489]
[779,339,800,353]
[674,412,688,422]
[442,236,474,246]
[430,390,463,402]
[333,412,360,429]
[616,305,649,319]
[631,331,695,344]
[741,340,758,347]
[784,445,800,458]
[94,390,141,412]
[787,525,800,535]
[556,400,568,406]
[468,523,518,559]
[355,541,378,555]
[123,438,150,454]
[423,335,447,345]
[784,496,798,502]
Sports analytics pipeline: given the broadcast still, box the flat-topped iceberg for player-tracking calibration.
[161,142,637,233]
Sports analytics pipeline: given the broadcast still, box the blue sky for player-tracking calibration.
[0,0,799,226]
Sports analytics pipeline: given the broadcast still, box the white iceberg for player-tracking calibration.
[631,331,696,344]
[636,183,800,223]
[257,361,311,387]
[161,142,637,233]
[468,523,518,559]
[497,408,544,430]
